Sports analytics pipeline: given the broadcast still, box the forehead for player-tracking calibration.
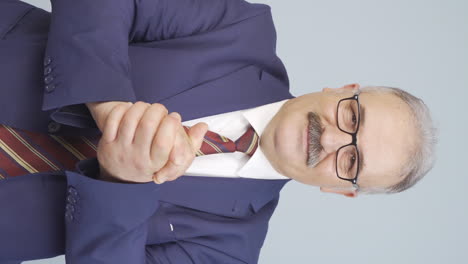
[357,92,417,188]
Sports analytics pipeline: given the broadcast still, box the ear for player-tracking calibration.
[320,187,358,198]
[341,83,360,91]
[322,83,360,93]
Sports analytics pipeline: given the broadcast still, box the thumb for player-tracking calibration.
[187,122,209,152]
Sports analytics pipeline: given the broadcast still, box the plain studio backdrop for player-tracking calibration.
[20,0,467,263]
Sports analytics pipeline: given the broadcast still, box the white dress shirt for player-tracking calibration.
[181,99,290,180]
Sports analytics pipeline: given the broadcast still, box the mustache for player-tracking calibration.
[307,112,323,168]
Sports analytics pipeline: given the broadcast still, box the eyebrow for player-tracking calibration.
[358,104,366,175]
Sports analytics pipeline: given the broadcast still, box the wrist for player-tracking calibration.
[98,165,120,182]
[98,164,140,184]
[85,101,126,132]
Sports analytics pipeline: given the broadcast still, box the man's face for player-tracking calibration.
[260,84,417,197]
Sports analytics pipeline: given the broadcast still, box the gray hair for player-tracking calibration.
[357,86,438,194]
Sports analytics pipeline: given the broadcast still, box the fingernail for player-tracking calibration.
[155,174,167,184]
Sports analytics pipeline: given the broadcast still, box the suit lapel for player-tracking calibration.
[159,64,294,121]
[157,63,295,217]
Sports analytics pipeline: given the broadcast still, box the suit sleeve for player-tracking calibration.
[65,157,275,263]
[64,157,161,264]
[42,0,270,128]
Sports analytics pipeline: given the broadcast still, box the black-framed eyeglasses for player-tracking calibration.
[335,91,361,191]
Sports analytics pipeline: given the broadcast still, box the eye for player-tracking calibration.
[351,112,357,125]
[348,153,356,171]
[346,106,358,130]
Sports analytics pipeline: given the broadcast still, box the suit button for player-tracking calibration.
[44,76,54,84]
[67,195,77,205]
[43,56,52,66]
[44,66,52,75]
[68,186,78,196]
[66,203,75,212]
[47,121,61,133]
[65,211,74,222]
[45,84,56,93]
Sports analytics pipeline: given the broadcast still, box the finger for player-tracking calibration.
[186,122,209,153]
[153,123,190,184]
[153,121,207,184]
[133,104,169,154]
[150,112,180,172]
[101,102,133,143]
[153,159,182,184]
[117,101,151,145]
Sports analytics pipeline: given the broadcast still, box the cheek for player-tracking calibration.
[316,94,343,126]
[317,153,335,175]
[311,153,340,185]
[323,102,338,127]
[316,155,358,188]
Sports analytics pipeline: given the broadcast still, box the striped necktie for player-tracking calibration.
[0,124,259,179]
[184,125,258,157]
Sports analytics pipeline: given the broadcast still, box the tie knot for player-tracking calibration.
[187,125,259,157]
[234,125,259,156]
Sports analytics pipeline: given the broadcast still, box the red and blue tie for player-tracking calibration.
[0,124,259,178]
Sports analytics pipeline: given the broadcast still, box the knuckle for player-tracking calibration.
[116,151,126,164]
[133,156,148,171]
[166,114,181,127]
[171,155,185,167]
[153,137,170,151]
[112,102,131,113]
[151,103,169,115]
[133,101,151,111]
[170,112,181,120]
[166,115,178,125]
[135,101,149,106]
[104,116,116,128]
[139,119,155,130]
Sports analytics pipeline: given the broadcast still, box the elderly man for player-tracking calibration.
[0,0,436,263]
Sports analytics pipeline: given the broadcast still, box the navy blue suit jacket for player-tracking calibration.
[0,0,295,263]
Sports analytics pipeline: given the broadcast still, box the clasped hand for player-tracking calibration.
[86,101,208,184]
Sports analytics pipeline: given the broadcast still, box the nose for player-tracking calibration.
[320,126,353,154]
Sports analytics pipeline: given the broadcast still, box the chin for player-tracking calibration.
[260,134,287,175]
[294,175,320,186]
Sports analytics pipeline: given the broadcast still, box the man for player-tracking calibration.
[0,0,436,263]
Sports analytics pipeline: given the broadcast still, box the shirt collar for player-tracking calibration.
[238,99,290,179]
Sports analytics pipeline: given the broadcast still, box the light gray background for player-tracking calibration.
[22,0,467,263]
